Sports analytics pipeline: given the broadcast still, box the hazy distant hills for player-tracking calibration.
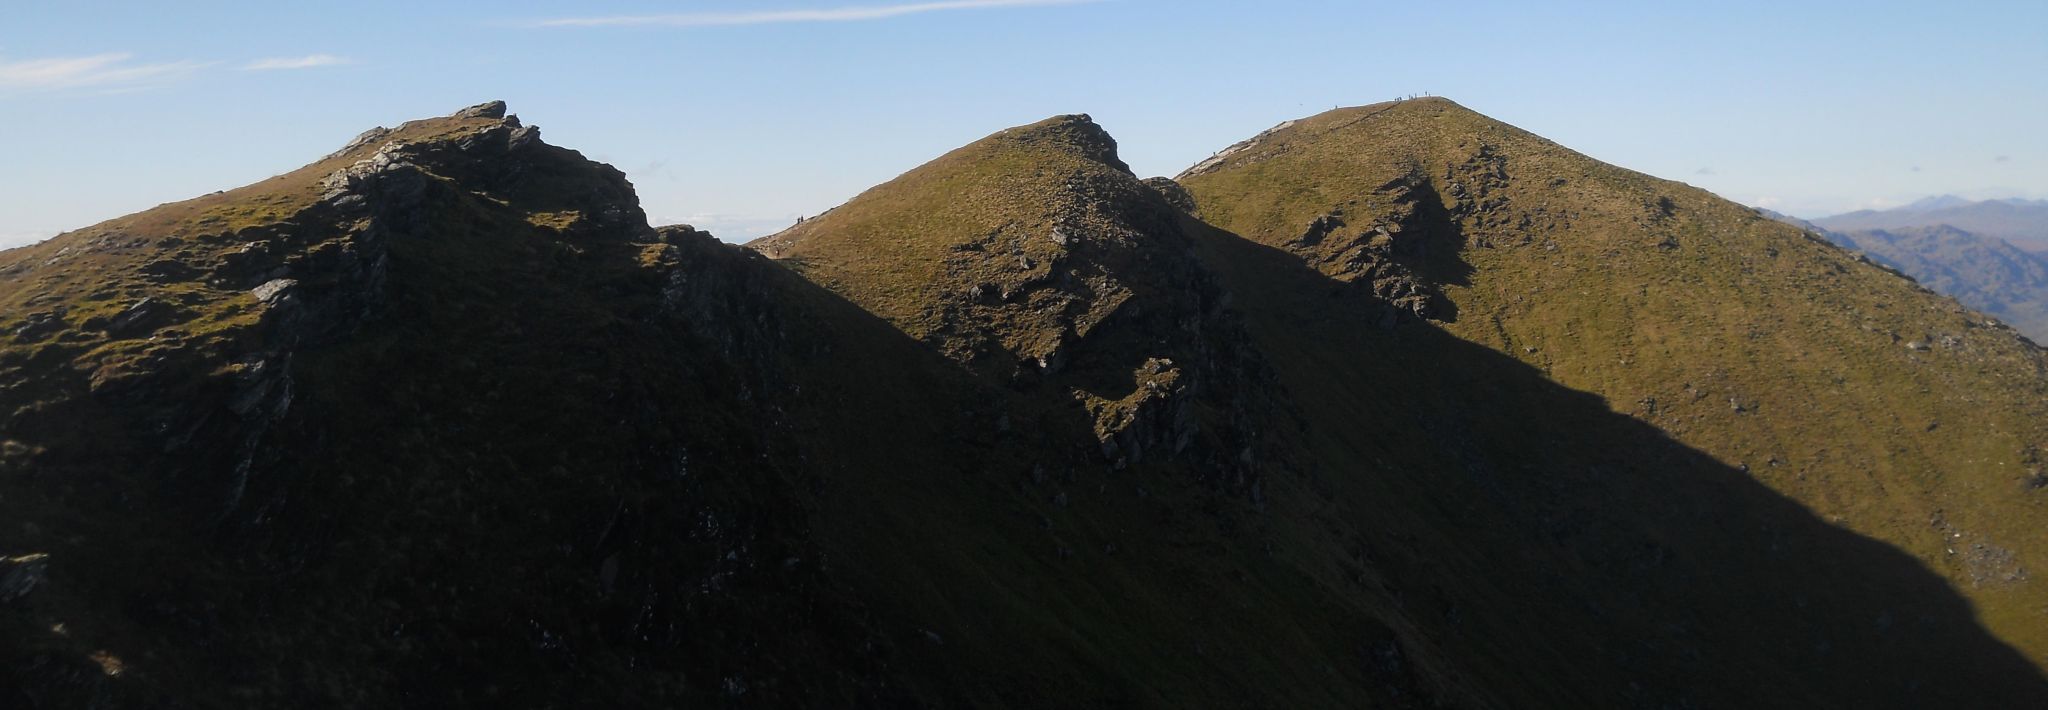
[1763,207,2048,342]
[1817,196,2048,252]
[1829,226,2048,342]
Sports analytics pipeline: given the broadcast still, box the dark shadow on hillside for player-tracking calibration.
[1184,218,2048,708]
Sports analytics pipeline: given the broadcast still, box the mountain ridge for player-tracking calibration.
[1818,197,2048,252]
[1178,96,2048,698]
[5,99,2048,708]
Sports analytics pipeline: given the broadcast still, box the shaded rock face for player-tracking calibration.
[1284,167,1470,323]
[1142,176,1198,214]
[160,103,649,525]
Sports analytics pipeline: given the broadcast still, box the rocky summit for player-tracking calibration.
[5,99,2048,708]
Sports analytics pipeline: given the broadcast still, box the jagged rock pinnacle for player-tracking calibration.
[454,100,508,120]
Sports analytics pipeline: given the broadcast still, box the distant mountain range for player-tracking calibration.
[1816,196,2048,252]
[1831,226,2048,342]
[1762,203,2048,342]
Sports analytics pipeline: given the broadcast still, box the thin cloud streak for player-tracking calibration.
[531,0,1100,28]
[0,53,209,91]
[243,54,354,71]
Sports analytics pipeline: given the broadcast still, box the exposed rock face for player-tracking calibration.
[453,99,508,120]
[1083,356,1195,466]
[1283,167,1466,322]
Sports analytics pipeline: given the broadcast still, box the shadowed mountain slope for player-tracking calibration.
[1177,96,2048,689]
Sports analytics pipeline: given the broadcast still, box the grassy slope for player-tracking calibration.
[1180,97,2048,671]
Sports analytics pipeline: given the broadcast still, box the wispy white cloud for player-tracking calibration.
[0,53,209,91]
[242,54,354,71]
[530,0,1100,28]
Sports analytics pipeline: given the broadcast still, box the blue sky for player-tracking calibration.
[3,0,2044,247]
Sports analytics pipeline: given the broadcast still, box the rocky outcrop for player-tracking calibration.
[453,99,508,120]
[1280,168,1464,323]
[1142,177,1197,214]
[1084,357,1195,467]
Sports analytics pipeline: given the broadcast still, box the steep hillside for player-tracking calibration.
[1818,197,2048,252]
[752,109,2048,706]
[0,101,954,706]
[0,103,1463,709]
[1827,225,2048,342]
[1178,98,2048,693]
[7,99,2048,709]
